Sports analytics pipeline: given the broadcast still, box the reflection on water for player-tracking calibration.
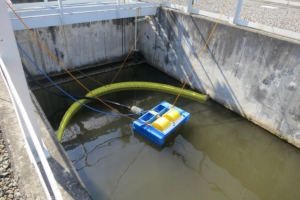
[34,64,300,200]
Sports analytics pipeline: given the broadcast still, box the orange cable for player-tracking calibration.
[172,0,230,107]
[109,0,159,85]
[7,2,148,124]
[14,31,104,86]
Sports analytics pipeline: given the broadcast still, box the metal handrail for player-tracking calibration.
[0,58,62,200]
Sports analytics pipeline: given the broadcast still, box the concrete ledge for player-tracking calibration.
[0,72,92,199]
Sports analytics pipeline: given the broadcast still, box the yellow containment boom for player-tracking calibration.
[57,82,208,142]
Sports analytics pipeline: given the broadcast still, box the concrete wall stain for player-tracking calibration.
[71,22,90,29]
[47,27,57,44]
[16,18,135,79]
[138,7,300,148]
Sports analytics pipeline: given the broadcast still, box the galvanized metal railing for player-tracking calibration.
[8,0,159,30]
[161,0,300,41]
[0,2,62,199]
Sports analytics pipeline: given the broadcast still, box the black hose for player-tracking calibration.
[23,64,131,110]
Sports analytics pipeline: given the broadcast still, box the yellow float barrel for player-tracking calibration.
[152,117,171,132]
[163,109,181,123]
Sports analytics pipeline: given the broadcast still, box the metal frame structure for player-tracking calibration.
[7,0,300,40]
[9,1,158,30]
[231,0,300,40]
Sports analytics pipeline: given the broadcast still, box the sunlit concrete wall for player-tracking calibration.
[15,18,135,78]
[137,7,300,148]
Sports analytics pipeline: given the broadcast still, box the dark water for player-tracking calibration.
[34,64,300,200]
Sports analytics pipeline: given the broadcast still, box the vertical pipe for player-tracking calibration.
[187,0,193,13]
[134,0,137,50]
[58,0,64,24]
[233,0,243,24]
[44,0,49,7]
[117,0,120,18]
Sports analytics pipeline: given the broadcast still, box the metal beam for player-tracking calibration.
[8,3,156,18]
[10,5,158,30]
[11,0,115,9]
[135,17,148,22]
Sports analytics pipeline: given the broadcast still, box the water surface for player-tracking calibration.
[34,64,300,200]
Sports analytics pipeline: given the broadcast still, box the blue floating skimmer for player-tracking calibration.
[133,101,190,147]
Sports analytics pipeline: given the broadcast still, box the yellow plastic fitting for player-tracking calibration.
[152,117,171,132]
[163,109,181,123]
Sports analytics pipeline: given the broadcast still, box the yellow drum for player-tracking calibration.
[163,109,181,123]
[152,117,171,132]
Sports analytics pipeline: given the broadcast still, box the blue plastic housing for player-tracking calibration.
[133,101,190,147]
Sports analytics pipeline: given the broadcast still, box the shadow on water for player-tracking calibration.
[34,64,300,200]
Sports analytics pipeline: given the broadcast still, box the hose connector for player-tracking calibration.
[131,106,143,114]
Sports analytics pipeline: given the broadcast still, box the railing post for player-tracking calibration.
[161,0,164,6]
[187,0,194,13]
[117,0,120,18]
[57,0,64,24]
[233,0,243,24]
[44,0,49,7]
[135,0,137,50]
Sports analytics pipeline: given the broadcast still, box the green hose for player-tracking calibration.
[57,82,207,141]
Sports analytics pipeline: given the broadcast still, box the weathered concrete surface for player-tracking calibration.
[15,18,135,79]
[0,72,92,199]
[137,7,300,148]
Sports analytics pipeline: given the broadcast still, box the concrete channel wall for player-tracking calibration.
[137,7,300,148]
[15,18,135,79]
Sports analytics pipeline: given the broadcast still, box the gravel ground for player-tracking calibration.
[0,129,23,200]
[141,0,300,33]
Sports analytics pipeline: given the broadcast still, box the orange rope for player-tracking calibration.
[7,2,148,124]
[14,31,104,86]
[110,0,159,85]
[172,0,230,108]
